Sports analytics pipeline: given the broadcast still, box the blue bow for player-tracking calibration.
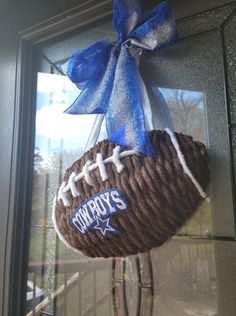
[62,0,178,155]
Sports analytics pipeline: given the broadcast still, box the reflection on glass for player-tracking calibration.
[152,239,218,316]
[35,72,107,176]
[159,88,206,143]
[26,72,111,316]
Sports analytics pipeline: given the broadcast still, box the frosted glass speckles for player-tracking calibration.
[231,128,236,183]
[177,4,236,38]
[224,12,236,123]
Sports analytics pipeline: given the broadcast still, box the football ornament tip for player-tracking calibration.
[53,130,209,258]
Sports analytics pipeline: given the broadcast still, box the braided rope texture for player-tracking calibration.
[54,130,209,258]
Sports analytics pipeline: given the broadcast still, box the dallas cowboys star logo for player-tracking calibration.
[93,217,119,237]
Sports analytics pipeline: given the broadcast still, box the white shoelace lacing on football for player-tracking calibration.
[58,128,206,208]
[57,146,138,207]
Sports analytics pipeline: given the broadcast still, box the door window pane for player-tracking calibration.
[25,3,236,315]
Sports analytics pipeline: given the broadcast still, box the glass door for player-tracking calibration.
[24,1,236,315]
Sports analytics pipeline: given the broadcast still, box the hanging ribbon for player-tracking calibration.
[61,0,178,155]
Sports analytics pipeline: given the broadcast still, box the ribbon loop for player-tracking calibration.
[129,2,178,51]
[65,40,112,88]
[113,0,143,43]
[62,1,178,155]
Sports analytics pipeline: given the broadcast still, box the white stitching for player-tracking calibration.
[96,153,108,181]
[58,181,70,207]
[112,146,124,173]
[68,172,80,198]
[165,128,206,198]
[58,146,138,207]
[82,161,94,185]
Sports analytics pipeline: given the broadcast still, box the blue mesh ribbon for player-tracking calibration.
[61,1,178,155]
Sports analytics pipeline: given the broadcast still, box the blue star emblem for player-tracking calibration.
[93,217,119,237]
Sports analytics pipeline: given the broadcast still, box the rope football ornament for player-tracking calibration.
[53,130,209,258]
[52,1,210,258]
